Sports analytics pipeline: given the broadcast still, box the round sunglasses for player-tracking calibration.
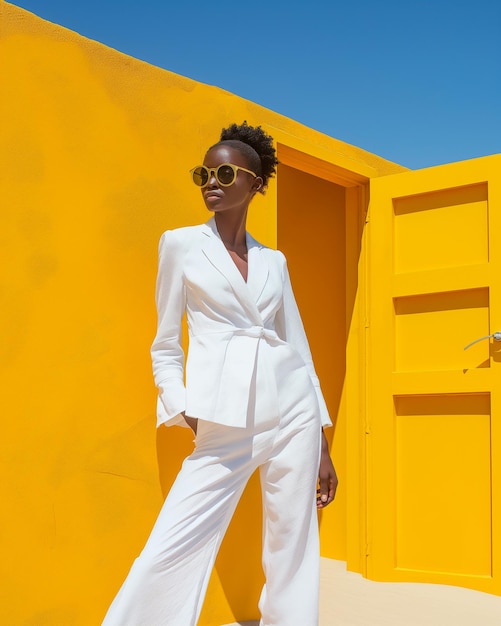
[190,163,257,188]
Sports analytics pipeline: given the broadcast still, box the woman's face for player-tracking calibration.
[200,145,262,215]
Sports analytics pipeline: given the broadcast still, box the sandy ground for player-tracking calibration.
[223,557,501,625]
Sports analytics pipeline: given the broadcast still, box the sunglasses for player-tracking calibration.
[190,163,257,188]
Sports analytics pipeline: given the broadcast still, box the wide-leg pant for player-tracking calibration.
[102,347,322,626]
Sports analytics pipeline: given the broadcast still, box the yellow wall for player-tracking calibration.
[0,2,405,624]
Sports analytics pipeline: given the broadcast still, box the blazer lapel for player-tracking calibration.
[201,219,268,322]
[246,232,269,305]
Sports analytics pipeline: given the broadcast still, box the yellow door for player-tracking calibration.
[366,154,501,595]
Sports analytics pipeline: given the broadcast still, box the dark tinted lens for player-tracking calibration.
[217,165,236,185]
[192,166,208,186]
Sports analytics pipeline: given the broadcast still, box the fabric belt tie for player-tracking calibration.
[195,326,283,426]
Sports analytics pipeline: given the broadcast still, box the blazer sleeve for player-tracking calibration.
[275,252,332,428]
[151,230,187,427]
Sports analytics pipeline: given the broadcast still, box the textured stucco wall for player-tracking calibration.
[0,2,406,623]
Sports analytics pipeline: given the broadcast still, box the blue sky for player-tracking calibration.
[10,0,500,169]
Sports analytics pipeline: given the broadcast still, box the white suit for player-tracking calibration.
[103,218,331,626]
[152,218,331,430]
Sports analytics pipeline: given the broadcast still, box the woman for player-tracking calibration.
[103,122,338,626]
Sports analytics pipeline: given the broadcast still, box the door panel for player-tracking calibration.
[395,393,492,577]
[367,154,501,594]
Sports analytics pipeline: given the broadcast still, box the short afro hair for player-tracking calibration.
[211,121,279,193]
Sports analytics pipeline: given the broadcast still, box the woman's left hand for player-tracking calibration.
[317,430,338,509]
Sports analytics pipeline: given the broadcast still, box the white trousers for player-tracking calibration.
[103,346,322,626]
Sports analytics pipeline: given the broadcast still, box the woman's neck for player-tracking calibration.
[214,211,248,250]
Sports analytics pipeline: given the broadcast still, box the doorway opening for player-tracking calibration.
[277,146,368,566]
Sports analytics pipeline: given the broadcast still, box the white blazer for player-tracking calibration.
[151,217,331,429]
